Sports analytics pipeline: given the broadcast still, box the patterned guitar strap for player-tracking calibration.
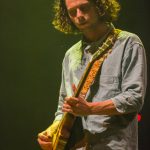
[78,28,121,99]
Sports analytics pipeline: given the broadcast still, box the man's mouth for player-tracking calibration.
[78,21,87,26]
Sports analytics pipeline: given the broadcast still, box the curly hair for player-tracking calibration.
[52,0,121,34]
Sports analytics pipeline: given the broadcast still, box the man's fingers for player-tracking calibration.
[62,105,77,116]
[65,97,78,105]
[37,138,51,145]
[37,138,52,150]
[71,84,85,99]
[72,84,77,93]
[38,133,51,142]
[63,102,74,113]
[62,107,72,113]
[79,92,86,99]
[62,106,74,114]
[63,103,71,109]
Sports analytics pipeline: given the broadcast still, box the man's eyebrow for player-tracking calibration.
[67,2,90,11]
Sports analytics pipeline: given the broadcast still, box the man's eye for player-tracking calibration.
[80,4,91,12]
[68,9,77,17]
[80,6,88,12]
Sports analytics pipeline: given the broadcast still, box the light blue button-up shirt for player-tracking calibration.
[54,30,147,150]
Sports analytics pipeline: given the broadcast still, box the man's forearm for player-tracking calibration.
[89,99,121,115]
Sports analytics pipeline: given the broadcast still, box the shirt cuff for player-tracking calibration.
[111,97,127,114]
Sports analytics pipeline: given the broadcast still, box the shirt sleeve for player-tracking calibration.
[111,42,147,114]
[54,61,67,121]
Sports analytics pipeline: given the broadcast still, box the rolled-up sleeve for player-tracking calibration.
[111,42,147,114]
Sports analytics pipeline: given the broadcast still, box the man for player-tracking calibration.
[38,0,147,149]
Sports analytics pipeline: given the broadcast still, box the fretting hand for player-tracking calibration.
[62,84,92,116]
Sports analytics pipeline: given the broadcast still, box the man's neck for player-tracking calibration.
[82,23,111,42]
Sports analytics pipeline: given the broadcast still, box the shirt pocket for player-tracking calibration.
[94,75,121,100]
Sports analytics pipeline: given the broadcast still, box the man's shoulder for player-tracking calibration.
[64,40,82,58]
[118,30,143,46]
[62,40,83,67]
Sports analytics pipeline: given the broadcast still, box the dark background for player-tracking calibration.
[0,0,149,149]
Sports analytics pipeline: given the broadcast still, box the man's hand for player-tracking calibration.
[37,130,52,150]
[62,84,92,116]
[62,96,92,116]
[37,120,60,150]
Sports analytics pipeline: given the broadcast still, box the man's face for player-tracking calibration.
[65,0,100,31]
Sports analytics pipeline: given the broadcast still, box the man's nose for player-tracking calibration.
[76,8,84,18]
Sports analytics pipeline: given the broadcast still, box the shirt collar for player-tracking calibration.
[81,23,115,54]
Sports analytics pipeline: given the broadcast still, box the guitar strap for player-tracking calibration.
[77,29,121,100]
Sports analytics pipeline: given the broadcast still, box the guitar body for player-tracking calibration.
[52,114,84,150]
[64,117,84,149]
